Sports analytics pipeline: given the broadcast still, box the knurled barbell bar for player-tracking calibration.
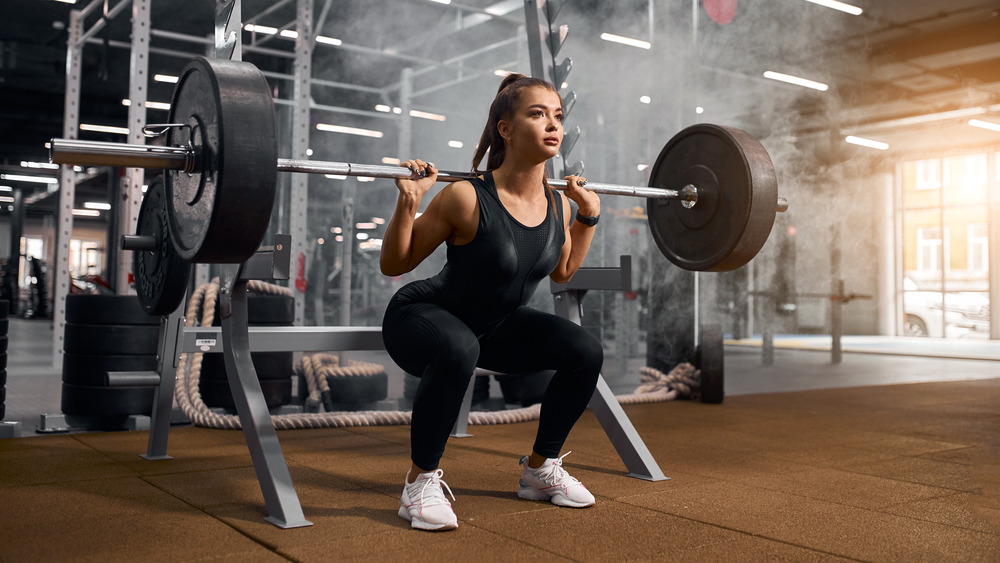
[49,57,786,284]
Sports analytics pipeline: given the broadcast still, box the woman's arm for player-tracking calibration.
[379,160,476,276]
[550,175,600,283]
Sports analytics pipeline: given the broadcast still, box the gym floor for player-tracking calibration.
[2,317,999,560]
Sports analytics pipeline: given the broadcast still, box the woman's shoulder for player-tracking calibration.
[435,180,479,216]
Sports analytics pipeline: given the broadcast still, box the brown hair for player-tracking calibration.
[471,73,561,174]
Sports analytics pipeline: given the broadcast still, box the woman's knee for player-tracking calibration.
[564,329,603,373]
[436,329,480,374]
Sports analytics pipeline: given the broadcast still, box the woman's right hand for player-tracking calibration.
[395,159,437,200]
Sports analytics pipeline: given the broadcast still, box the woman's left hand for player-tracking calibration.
[564,174,600,218]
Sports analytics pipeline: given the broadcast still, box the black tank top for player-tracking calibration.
[391,171,565,336]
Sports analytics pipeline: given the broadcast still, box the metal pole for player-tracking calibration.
[398,67,413,159]
[52,8,84,368]
[118,0,151,294]
[830,224,842,364]
[289,0,313,327]
[988,148,999,340]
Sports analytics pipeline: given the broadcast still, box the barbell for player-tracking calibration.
[50,57,787,312]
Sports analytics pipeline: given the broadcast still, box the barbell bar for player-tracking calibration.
[49,56,786,277]
[50,137,789,208]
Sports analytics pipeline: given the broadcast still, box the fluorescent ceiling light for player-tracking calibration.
[325,174,347,180]
[356,222,377,230]
[410,109,447,121]
[335,235,344,242]
[494,69,514,77]
[804,0,863,16]
[84,202,112,210]
[356,233,370,240]
[381,157,401,165]
[280,29,298,38]
[763,71,828,91]
[0,186,12,192]
[0,196,13,203]
[80,123,130,135]
[845,135,889,150]
[375,104,391,113]
[969,119,1000,133]
[448,140,464,149]
[316,35,342,46]
[637,164,649,171]
[429,0,452,4]
[72,209,101,217]
[600,33,651,50]
[54,0,76,4]
[316,123,384,138]
[696,106,705,114]
[1,174,58,184]
[485,0,521,16]
[639,95,651,104]
[153,74,178,83]
[244,24,277,35]
[372,217,385,225]
[21,161,59,170]
[122,99,171,110]
[357,177,375,182]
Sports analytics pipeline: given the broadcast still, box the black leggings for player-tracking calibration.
[383,302,603,470]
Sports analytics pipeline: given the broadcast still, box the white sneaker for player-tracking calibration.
[398,468,458,531]
[517,451,595,508]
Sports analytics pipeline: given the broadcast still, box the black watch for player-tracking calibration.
[575,211,599,227]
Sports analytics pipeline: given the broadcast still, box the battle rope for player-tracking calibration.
[174,282,701,430]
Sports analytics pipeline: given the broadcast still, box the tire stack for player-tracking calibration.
[62,295,159,419]
[199,294,294,410]
[0,300,9,420]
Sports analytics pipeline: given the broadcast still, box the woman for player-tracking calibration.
[380,73,603,532]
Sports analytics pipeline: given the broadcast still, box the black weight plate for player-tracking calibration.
[0,368,6,387]
[60,383,155,416]
[695,324,725,404]
[0,335,6,353]
[66,294,160,325]
[0,319,7,335]
[0,387,5,420]
[134,175,191,316]
[327,372,388,404]
[61,353,159,386]
[211,294,294,326]
[199,351,293,381]
[199,377,291,410]
[63,323,160,356]
[647,124,778,272]
[0,353,6,370]
[166,57,277,263]
[0,299,7,318]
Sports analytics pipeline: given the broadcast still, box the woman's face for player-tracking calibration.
[500,86,564,162]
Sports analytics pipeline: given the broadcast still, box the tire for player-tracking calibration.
[0,319,8,335]
[694,324,725,404]
[497,371,554,407]
[211,294,294,326]
[60,383,155,416]
[63,323,160,356]
[0,353,6,370]
[0,368,6,387]
[66,294,159,325]
[904,314,928,337]
[61,353,159,386]
[0,335,6,354]
[0,386,5,420]
[199,377,291,410]
[0,299,7,318]
[326,371,388,404]
[199,351,293,381]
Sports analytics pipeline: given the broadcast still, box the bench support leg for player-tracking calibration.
[220,266,312,529]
